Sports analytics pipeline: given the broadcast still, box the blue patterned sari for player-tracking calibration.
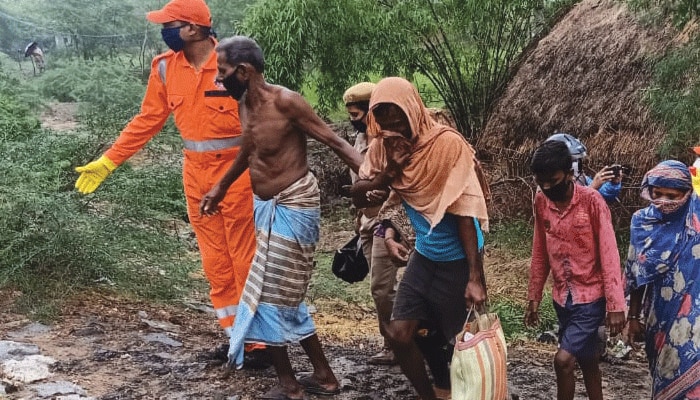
[626,161,700,400]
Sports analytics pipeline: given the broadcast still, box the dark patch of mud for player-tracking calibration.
[0,291,651,400]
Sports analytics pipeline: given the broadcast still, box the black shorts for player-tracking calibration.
[554,295,606,361]
[392,251,469,343]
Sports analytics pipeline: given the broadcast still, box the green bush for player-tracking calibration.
[644,41,700,158]
[100,162,186,218]
[37,59,145,110]
[0,74,42,141]
[627,0,699,27]
[484,219,534,259]
[0,81,197,320]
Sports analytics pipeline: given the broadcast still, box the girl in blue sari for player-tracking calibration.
[625,160,700,400]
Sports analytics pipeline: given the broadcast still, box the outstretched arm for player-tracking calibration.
[350,134,410,208]
[76,63,170,194]
[350,178,391,208]
[285,90,363,172]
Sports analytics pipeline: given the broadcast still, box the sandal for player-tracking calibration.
[298,373,341,395]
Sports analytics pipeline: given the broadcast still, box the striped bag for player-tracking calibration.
[451,309,508,400]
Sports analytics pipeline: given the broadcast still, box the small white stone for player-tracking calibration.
[1,355,56,383]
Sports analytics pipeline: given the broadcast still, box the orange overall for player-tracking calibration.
[104,43,256,336]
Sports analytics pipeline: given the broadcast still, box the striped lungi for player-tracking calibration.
[228,171,320,368]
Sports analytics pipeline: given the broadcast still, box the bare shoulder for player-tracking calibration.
[273,86,302,107]
[273,86,313,116]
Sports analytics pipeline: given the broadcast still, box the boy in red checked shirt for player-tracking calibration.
[524,140,626,400]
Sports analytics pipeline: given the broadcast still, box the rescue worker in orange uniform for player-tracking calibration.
[74,0,266,365]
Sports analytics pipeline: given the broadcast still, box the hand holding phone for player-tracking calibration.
[610,164,623,178]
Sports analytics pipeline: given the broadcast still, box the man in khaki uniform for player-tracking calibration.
[344,82,398,365]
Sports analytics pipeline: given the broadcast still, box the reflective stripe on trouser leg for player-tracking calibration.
[183,149,256,332]
[217,304,238,336]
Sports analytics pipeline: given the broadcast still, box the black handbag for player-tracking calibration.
[331,234,369,283]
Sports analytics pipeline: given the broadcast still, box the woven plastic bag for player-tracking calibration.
[451,309,508,400]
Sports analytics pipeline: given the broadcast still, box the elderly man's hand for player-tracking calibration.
[199,184,226,216]
[366,189,389,204]
[383,134,411,177]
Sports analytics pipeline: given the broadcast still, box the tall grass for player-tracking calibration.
[39,59,145,102]
[484,219,534,259]
[0,70,199,321]
[490,294,558,340]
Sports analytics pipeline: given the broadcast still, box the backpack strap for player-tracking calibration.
[158,58,167,84]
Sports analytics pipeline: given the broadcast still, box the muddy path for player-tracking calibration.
[0,286,652,400]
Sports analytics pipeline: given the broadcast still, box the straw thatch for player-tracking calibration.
[479,0,676,220]
[308,122,355,207]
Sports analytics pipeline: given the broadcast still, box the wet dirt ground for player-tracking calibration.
[0,287,652,400]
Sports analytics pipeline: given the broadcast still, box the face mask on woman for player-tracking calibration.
[650,190,691,215]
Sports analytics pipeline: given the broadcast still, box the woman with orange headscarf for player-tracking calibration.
[351,77,489,400]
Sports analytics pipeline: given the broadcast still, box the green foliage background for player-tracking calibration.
[621,0,700,158]
[627,0,699,27]
[644,41,700,158]
[241,0,577,139]
[0,65,197,320]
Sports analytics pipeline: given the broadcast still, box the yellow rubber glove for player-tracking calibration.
[74,155,117,194]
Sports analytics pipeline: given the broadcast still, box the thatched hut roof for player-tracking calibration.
[479,0,675,220]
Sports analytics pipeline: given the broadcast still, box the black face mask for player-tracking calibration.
[221,67,247,100]
[541,178,571,202]
[350,119,367,133]
[161,26,185,52]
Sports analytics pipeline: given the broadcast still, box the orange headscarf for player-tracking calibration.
[359,77,489,231]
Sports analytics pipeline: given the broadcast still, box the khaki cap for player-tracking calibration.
[343,82,376,105]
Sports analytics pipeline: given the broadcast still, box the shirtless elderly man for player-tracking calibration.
[200,36,362,400]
